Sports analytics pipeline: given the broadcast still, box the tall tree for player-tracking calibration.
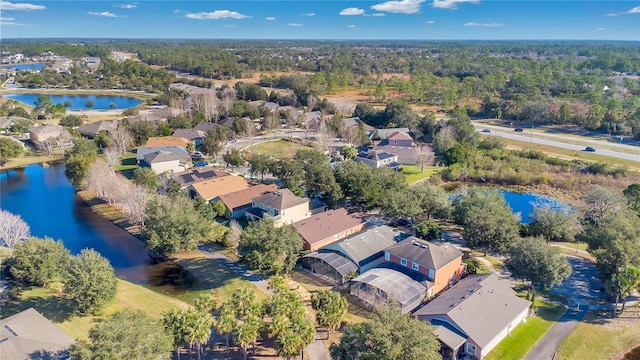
[605,266,640,314]
[330,307,440,360]
[0,210,30,256]
[311,289,348,339]
[70,310,172,360]
[248,153,274,182]
[238,219,303,275]
[222,148,246,170]
[183,309,214,360]
[506,236,572,295]
[413,182,452,219]
[6,237,71,286]
[583,185,627,226]
[623,183,640,214]
[65,249,118,314]
[133,167,160,190]
[161,309,187,360]
[0,138,23,165]
[530,205,582,243]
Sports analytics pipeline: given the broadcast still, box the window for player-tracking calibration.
[393,140,397,144]
[466,343,476,355]
[384,252,390,261]
[450,274,455,284]
[344,231,348,236]
[334,234,340,239]
[401,258,407,266]
[428,268,435,279]
[412,263,419,271]
[274,209,279,216]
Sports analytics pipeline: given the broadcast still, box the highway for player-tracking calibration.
[472,123,640,163]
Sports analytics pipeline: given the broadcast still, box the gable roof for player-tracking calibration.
[292,208,364,247]
[174,167,229,187]
[193,122,218,132]
[322,225,403,265]
[385,237,463,270]
[252,189,309,210]
[145,136,191,148]
[136,146,190,161]
[190,175,249,201]
[387,131,413,141]
[143,151,183,164]
[219,184,278,211]
[370,128,411,139]
[0,308,74,360]
[414,274,531,349]
[77,120,119,137]
[172,129,206,140]
[356,149,397,161]
[28,123,64,135]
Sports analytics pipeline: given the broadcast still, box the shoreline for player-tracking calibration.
[0,155,65,171]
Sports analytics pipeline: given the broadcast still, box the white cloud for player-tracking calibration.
[265,17,276,21]
[288,22,303,26]
[340,7,366,16]
[114,3,136,9]
[433,0,479,10]
[348,24,357,28]
[606,6,640,16]
[464,22,505,27]
[371,0,424,14]
[0,16,15,21]
[88,11,123,18]
[300,12,315,17]
[372,13,386,16]
[173,9,181,14]
[0,20,24,25]
[0,1,45,10]
[596,27,608,31]
[186,10,251,20]
[426,20,435,24]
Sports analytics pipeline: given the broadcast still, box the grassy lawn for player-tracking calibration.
[556,307,640,360]
[0,153,65,171]
[248,139,311,159]
[114,151,138,175]
[402,165,440,184]
[170,250,269,305]
[485,299,567,360]
[0,280,186,340]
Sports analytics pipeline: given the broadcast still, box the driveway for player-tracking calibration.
[549,256,605,306]
[523,308,587,360]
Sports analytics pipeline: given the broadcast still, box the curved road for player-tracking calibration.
[473,123,640,163]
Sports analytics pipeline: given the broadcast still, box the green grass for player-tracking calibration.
[0,280,186,340]
[402,165,439,184]
[114,151,138,172]
[485,300,566,360]
[248,139,311,159]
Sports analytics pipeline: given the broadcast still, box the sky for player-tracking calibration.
[1,0,639,40]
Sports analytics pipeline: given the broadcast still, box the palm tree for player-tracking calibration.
[291,318,316,359]
[268,314,289,337]
[184,309,214,360]
[215,306,236,352]
[161,309,186,360]
[231,286,256,317]
[234,315,260,360]
[276,328,302,360]
[606,266,640,315]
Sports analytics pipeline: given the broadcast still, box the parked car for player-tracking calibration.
[194,161,209,167]
[584,146,596,152]
[192,151,203,158]
[481,128,492,133]
[514,128,524,132]
[394,218,414,229]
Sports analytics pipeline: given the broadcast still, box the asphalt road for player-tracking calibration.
[473,123,640,163]
[549,256,605,305]
[522,308,587,360]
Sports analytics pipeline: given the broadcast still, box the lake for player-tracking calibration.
[1,63,46,71]
[0,163,152,282]
[501,190,570,224]
[4,93,143,110]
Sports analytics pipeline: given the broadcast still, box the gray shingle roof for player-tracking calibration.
[322,225,401,265]
[172,129,206,140]
[414,274,531,349]
[385,237,463,270]
[252,189,309,210]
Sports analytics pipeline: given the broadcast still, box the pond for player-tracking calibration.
[3,93,143,110]
[1,63,46,71]
[500,190,571,224]
[0,163,154,282]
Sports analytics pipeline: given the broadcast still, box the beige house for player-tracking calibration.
[187,176,249,203]
[28,124,67,143]
[245,189,311,227]
[137,146,192,174]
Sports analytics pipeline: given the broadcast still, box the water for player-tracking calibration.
[4,93,143,110]
[1,63,46,71]
[500,190,570,224]
[0,163,152,282]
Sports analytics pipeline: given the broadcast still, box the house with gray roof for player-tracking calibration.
[354,149,401,170]
[193,122,218,133]
[0,308,74,360]
[77,120,119,138]
[136,146,191,174]
[414,274,531,360]
[350,267,427,314]
[343,117,375,132]
[172,129,207,146]
[245,188,311,227]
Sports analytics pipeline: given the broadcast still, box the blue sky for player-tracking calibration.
[1,1,639,40]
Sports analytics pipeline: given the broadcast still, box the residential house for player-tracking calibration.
[415,274,532,360]
[301,225,407,284]
[28,124,67,143]
[136,146,191,174]
[0,116,28,131]
[145,136,191,149]
[187,175,249,203]
[77,120,119,138]
[369,127,411,140]
[0,308,74,360]
[354,149,401,170]
[260,102,280,112]
[292,208,365,251]
[245,189,310,227]
[193,122,218,133]
[174,167,229,188]
[383,237,466,298]
[374,131,421,165]
[172,129,207,146]
[343,117,375,132]
[350,267,427,314]
[218,183,278,219]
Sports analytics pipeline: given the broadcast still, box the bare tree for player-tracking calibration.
[315,119,332,153]
[103,146,120,169]
[334,98,356,118]
[225,219,242,253]
[306,94,318,112]
[124,184,153,227]
[0,210,30,256]
[109,126,132,156]
[341,127,361,147]
[39,138,57,155]
[416,145,435,172]
[86,159,113,199]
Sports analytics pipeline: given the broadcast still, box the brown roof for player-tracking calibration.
[387,131,413,141]
[145,136,191,148]
[384,237,463,270]
[175,167,229,187]
[292,208,365,247]
[252,188,309,210]
[190,176,249,201]
[219,184,278,211]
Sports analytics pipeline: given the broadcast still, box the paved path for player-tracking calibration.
[197,245,329,360]
[523,307,587,360]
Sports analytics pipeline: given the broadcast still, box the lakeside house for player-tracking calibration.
[219,183,279,219]
[414,274,532,360]
[0,308,74,359]
[136,146,192,174]
[374,131,422,165]
[77,120,119,138]
[355,149,401,170]
[245,189,311,227]
[186,175,249,203]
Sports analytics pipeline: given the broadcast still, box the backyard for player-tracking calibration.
[402,165,440,184]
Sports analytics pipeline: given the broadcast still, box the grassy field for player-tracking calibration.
[402,165,440,184]
[114,151,138,176]
[248,139,311,159]
[485,299,567,360]
[0,280,186,340]
[556,307,640,360]
[0,153,65,171]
